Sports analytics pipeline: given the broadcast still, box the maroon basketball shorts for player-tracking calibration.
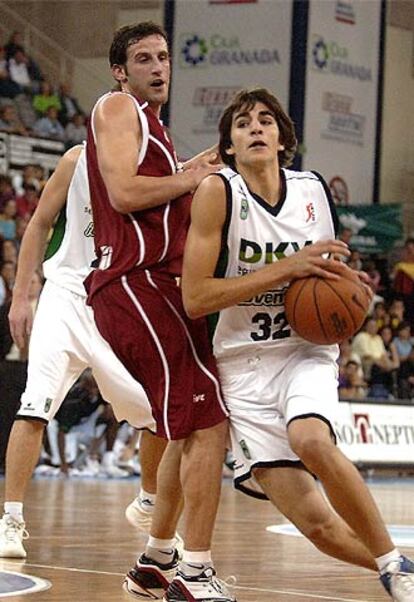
[90,270,228,440]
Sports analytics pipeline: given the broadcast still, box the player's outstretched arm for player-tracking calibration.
[8,145,82,349]
[94,95,220,213]
[182,176,352,319]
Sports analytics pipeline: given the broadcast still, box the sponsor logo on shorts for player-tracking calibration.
[44,398,53,413]
[193,393,206,403]
[239,439,252,460]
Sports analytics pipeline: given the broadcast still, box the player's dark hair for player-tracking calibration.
[109,21,168,67]
[218,87,297,170]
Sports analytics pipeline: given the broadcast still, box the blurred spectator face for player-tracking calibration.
[72,113,85,127]
[379,326,393,345]
[344,361,360,383]
[22,164,37,183]
[2,239,17,263]
[40,81,52,95]
[15,216,29,240]
[46,107,58,121]
[2,199,17,218]
[60,82,71,96]
[1,105,17,124]
[1,260,16,287]
[10,31,24,46]
[397,324,411,340]
[365,318,378,336]
[403,239,414,261]
[23,184,39,203]
[28,271,43,300]
[33,164,45,183]
[390,299,405,319]
[0,175,13,195]
[373,302,386,318]
[13,49,27,65]
[339,227,353,245]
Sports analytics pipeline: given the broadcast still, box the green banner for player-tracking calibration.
[336,204,403,254]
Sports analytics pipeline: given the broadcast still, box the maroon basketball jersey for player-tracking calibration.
[85,92,191,299]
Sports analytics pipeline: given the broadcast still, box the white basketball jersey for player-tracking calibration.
[43,146,94,296]
[211,167,339,360]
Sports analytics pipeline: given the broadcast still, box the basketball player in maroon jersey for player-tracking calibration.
[85,22,234,602]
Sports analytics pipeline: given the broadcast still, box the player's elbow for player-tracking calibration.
[182,290,207,320]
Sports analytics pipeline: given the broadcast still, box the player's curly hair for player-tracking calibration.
[109,21,168,67]
[218,87,297,170]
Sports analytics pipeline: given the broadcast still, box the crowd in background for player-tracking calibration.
[1,29,414,478]
[0,31,86,148]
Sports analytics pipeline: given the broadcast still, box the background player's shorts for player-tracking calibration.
[17,280,155,429]
[90,270,228,440]
[218,343,339,499]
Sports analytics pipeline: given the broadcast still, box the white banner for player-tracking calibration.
[303,0,382,205]
[169,0,293,158]
[335,402,414,464]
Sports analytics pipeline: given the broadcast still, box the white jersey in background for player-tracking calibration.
[42,145,94,296]
[211,166,339,362]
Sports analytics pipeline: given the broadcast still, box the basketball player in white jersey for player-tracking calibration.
[182,88,414,601]
[0,144,167,559]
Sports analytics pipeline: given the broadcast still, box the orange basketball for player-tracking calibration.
[285,272,370,345]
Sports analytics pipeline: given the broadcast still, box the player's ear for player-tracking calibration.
[111,64,128,83]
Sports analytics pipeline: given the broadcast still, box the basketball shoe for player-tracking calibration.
[125,495,154,532]
[0,515,29,558]
[163,567,237,601]
[380,555,414,601]
[123,550,179,599]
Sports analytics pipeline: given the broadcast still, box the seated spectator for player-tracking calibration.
[0,260,16,304]
[14,92,37,131]
[371,301,390,331]
[15,183,39,219]
[32,81,61,116]
[1,239,18,266]
[7,48,32,94]
[338,360,368,400]
[347,248,363,271]
[338,337,364,381]
[4,31,25,61]
[0,103,28,135]
[33,106,65,140]
[389,298,405,333]
[369,325,399,399]
[0,46,21,99]
[0,175,15,212]
[352,317,388,379]
[364,258,382,294]
[58,82,83,126]
[392,237,414,329]
[0,198,17,240]
[4,32,43,91]
[11,164,40,197]
[65,112,87,148]
[393,321,414,398]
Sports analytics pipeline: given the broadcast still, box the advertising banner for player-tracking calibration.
[169,0,292,157]
[336,402,414,465]
[336,204,403,253]
[303,0,382,204]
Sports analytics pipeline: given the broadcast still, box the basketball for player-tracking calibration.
[284,272,370,345]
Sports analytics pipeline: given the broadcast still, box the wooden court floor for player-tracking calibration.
[0,475,413,601]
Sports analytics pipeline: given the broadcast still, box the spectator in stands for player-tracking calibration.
[11,164,39,197]
[32,81,61,117]
[369,325,399,399]
[14,216,29,252]
[4,32,43,91]
[0,176,15,213]
[0,199,17,240]
[372,301,390,331]
[338,337,364,381]
[352,317,388,380]
[65,112,87,148]
[58,82,83,126]
[392,237,414,329]
[33,106,65,140]
[0,46,21,99]
[338,360,367,400]
[338,226,353,246]
[7,48,32,94]
[393,321,414,398]
[15,183,39,219]
[389,298,405,333]
[347,248,363,271]
[364,258,382,294]
[14,93,37,131]
[0,103,29,136]
[0,260,16,304]
[1,239,18,267]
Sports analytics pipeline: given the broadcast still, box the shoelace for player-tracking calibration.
[392,572,414,593]
[5,521,29,542]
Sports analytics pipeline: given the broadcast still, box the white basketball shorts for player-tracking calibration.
[17,280,155,430]
[218,343,339,498]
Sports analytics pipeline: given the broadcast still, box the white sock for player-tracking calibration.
[375,549,401,573]
[145,536,176,564]
[139,488,156,506]
[182,550,212,564]
[4,502,24,523]
[180,550,213,577]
